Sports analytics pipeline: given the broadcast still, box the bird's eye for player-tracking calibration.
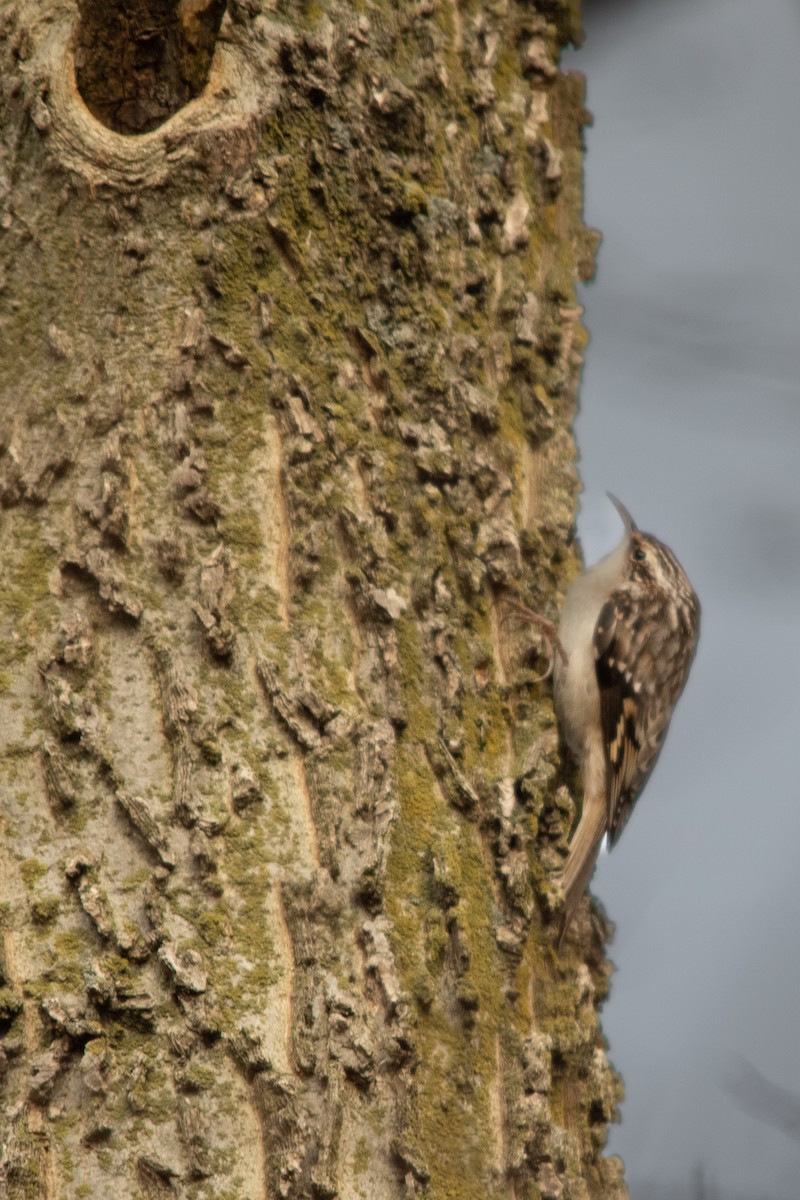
[633,548,646,562]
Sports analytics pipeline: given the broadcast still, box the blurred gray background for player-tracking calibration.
[564,1,800,1196]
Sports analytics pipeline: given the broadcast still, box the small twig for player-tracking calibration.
[435,738,480,809]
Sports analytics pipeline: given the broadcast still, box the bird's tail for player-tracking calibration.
[558,792,607,948]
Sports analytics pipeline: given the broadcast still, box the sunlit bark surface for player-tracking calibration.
[0,1,626,1197]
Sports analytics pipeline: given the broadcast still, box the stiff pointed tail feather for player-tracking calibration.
[558,794,607,947]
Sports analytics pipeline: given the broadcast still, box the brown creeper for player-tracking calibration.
[507,498,701,936]
[553,495,700,939]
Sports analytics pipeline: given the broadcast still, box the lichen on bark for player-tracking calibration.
[0,0,625,1197]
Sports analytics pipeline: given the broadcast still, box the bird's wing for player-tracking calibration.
[593,594,667,845]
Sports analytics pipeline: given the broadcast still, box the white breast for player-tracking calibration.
[554,537,628,764]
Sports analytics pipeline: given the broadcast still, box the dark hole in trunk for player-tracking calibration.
[74,0,228,135]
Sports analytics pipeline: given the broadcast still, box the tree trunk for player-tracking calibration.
[0,2,625,1197]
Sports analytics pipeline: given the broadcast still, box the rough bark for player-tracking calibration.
[0,1,625,1198]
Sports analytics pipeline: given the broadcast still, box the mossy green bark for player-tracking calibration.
[0,0,625,1197]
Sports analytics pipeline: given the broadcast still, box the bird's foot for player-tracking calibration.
[501,598,568,681]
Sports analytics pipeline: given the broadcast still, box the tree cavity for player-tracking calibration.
[74,0,228,135]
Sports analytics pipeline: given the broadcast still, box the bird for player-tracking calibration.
[510,495,700,942]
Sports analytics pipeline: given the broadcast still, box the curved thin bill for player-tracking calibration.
[606,492,638,534]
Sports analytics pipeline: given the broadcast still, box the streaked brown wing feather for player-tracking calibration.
[594,596,657,844]
[591,544,701,855]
